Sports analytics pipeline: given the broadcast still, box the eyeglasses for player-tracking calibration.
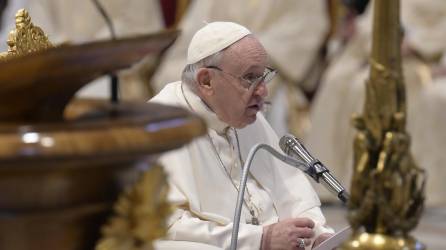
[205,66,277,89]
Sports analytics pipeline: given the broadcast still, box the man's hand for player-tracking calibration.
[261,218,315,250]
[312,233,333,249]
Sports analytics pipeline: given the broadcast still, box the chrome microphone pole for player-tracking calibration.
[230,143,307,250]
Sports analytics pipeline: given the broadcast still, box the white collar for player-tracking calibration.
[180,82,229,134]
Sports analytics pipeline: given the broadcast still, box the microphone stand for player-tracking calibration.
[230,144,308,250]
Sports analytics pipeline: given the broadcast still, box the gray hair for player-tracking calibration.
[181,51,223,92]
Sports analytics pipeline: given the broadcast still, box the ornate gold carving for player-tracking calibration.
[342,0,426,249]
[349,113,426,235]
[0,9,53,60]
[96,164,171,250]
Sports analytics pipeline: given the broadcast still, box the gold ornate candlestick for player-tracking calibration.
[341,1,426,249]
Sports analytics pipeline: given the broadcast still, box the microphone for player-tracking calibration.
[279,134,349,203]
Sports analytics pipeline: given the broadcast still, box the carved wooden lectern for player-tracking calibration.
[0,9,206,250]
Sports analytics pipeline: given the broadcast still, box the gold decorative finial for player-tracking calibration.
[0,9,53,60]
[95,164,171,250]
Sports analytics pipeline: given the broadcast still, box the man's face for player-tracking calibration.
[203,36,269,128]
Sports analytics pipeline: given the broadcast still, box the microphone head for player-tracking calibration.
[279,134,314,163]
[279,134,296,155]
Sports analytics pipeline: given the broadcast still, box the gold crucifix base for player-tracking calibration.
[340,232,425,250]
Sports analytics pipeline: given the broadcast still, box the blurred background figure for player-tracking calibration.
[306,0,446,207]
[150,0,330,137]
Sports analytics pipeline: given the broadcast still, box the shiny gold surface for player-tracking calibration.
[0,9,53,60]
[0,101,205,161]
[96,164,170,250]
[343,0,425,249]
[342,232,423,250]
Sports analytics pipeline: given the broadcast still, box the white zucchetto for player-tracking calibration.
[186,22,251,65]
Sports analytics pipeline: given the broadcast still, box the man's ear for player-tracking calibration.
[196,68,214,95]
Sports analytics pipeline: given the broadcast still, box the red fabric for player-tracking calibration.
[159,0,177,28]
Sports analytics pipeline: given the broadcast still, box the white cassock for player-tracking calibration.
[150,81,333,250]
[306,0,446,206]
[24,0,162,43]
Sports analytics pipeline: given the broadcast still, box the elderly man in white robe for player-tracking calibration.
[150,22,334,250]
[151,0,329,137]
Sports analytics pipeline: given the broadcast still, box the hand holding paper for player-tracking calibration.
[312,227,352,250]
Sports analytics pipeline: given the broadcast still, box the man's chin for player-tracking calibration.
[241,115,257,127]
[231,120,254,129]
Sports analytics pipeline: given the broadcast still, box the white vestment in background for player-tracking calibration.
[150,81,333,250]
[5,0,164,99]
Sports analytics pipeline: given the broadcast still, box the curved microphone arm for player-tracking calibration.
[230,143,308,250]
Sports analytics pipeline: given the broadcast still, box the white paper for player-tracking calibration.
[313,226,352,250]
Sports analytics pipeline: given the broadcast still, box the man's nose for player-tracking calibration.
[253,81,268,98]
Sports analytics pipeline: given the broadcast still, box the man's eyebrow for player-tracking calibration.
[242,65,265,75]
